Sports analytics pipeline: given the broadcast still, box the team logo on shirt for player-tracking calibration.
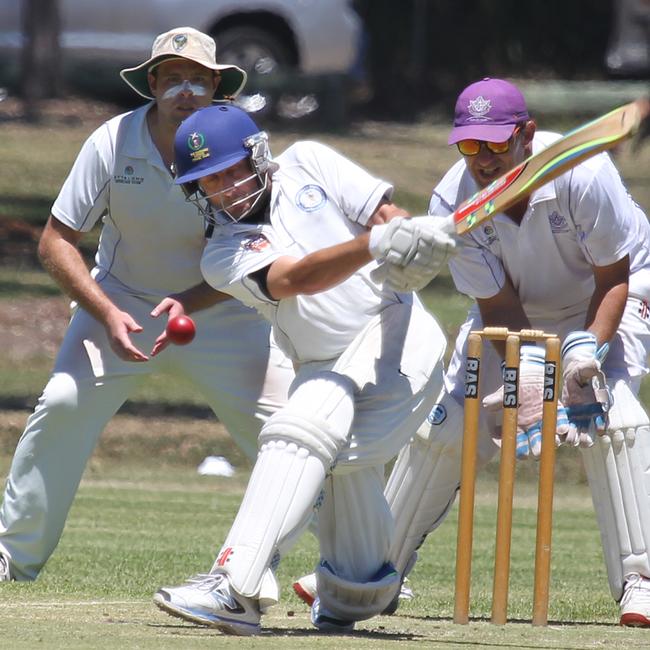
[427,403,447,425]
[296,184,327,212]
[242,233,270,252]
[114,165,144,185]
[467,95,491,121]
[548,211,569,234]
[481,224,498,245]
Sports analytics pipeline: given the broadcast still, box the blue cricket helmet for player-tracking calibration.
[173,104,272,224]
[174,104,262,184]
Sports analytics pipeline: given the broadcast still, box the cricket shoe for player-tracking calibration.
[292,572,317,606]
[620,573,650,627]
[153,573,261,635]
[0,553,12,581]
[310,597,355,633]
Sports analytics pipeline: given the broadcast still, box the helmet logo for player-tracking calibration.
[188,132,205,151]
[187,132,210,162]
[172,34,188,52]
[467,95,491,122]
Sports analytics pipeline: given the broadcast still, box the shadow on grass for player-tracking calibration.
[399,611,617,628]
[0,279,61,297]
[148,621,420,640]
[0,394,215,419]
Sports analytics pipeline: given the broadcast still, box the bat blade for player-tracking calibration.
[451,98,650,235]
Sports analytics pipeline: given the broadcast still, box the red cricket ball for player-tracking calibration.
[166,315,196,345]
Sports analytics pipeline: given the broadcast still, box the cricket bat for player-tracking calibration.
[442,98,649,235]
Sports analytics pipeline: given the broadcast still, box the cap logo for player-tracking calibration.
[187,132,210,162]
[172,34,188,52]
[467,95,492,122]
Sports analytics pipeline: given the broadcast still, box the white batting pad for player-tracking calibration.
[259,371,356,465]
[318,467,393,580]
[315,559,400,621]
[581,379,650,599]
[211,440,327,599]
[385,389,465,574]
[211,371,357,600]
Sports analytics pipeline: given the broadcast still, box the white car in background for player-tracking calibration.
[0,0,363,95]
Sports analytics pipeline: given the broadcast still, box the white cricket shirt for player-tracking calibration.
[429,131,650,321]
[52,104,207,296]
[201,140,401,363]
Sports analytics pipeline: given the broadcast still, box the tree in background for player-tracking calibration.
[21,0,61,120]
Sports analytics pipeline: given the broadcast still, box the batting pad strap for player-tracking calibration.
[315,560,401,621]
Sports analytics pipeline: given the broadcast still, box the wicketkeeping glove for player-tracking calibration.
[483,345,569,459]
[560,330,611,447]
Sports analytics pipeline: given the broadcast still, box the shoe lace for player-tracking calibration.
[621,573,644,606]
[185,573,227,592]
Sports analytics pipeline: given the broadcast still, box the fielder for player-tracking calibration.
[0,27,295,583]
[150,104,455,635]
[380,78,650,626]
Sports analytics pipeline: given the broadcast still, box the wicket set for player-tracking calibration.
[453,327,561,626]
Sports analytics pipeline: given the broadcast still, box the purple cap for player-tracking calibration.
[448,78,530,145]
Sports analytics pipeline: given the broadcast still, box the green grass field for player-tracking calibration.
[1,101,650,647]
[0,462,645,649]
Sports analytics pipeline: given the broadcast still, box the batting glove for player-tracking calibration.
[369,216,457,291]
[560,330,611,447]
[369,215,457,266]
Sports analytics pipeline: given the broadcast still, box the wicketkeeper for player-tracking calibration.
[294,77,650,626]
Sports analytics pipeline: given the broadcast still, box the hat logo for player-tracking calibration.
[172,34,188,52]
[187,132,205,151]
[467,95,491,121]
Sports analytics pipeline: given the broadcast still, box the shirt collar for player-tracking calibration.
[120,102,164,166]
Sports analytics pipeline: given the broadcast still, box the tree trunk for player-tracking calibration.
[22,0,62,120]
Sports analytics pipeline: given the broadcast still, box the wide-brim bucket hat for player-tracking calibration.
[120,26,247,101]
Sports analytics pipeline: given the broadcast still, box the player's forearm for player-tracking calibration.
[584,257,630,345]
[267,233,372,298]
[169,281,232,313]
[585,282,628,345]
[39,230,118,324]
[477,281,532,358]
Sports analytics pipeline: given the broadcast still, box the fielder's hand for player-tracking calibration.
[560,331,611,446]
[150,296,187,356]
[483,344,569,459]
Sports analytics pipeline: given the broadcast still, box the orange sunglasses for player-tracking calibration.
[456,126,522,156]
